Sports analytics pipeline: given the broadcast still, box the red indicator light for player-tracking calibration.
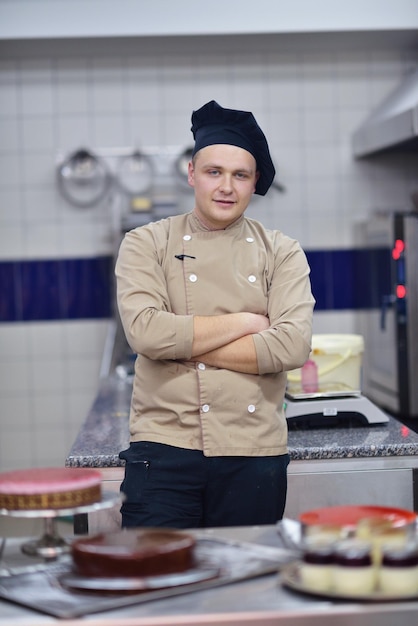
[401,425,410,438]
[396,284,406,299]
[392,239,405,259]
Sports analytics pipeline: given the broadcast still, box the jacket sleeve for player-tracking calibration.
[115,225,194,360]
[252,233,315,374]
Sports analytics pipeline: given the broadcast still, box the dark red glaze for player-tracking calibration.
[334,540,372,567]
[382,544,418,568]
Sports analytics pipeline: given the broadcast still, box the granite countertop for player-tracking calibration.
[66,376,418,468]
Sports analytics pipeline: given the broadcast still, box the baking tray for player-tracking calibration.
[0,537,293,619]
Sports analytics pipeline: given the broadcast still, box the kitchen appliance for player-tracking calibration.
[285,388,389,427]
[352,68,418,157]
[116,150,154,196]
[285,333,389,426]
[57,148,111,207]
[57,145,195,220]
[359,211,418,418]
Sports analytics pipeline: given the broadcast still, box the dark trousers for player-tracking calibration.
[119,442,289,529]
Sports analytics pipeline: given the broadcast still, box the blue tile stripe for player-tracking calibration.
[0,249,391,322]
[306,248,391,311]
[0,256,113,322]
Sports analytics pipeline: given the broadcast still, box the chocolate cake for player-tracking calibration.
[71,529,196,578]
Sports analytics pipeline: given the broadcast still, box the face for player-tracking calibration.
[187,144,259,230]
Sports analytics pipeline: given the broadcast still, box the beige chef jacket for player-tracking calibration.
[115,211,315,457]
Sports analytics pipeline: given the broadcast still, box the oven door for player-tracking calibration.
[403,214,418,416]
[362,215,400,413]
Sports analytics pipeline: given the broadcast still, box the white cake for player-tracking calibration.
[300,536,336,592]
[378,543,418,595]
[332,539,376,595]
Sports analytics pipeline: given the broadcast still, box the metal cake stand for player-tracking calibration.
[0,491,121,559]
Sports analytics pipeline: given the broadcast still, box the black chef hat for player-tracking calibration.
[191,100,276,196]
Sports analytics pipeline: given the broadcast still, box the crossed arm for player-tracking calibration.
[190,312,270,374]
[116,226,314,377]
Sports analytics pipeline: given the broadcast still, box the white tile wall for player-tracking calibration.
[0,321,108,470]
[0,36,417,471]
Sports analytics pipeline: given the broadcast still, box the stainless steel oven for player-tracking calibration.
[360,211,418,418]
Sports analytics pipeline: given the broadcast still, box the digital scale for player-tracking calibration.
[285,384,390,428]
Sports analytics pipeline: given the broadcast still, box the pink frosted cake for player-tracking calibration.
[0,467,102,510]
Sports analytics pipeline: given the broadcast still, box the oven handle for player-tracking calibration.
[380,294,396,330]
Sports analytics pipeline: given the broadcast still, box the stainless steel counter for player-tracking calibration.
[1,525,418,625]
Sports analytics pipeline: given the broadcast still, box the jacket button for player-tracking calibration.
[183,235,191,241]
[202,404,210,413]
[246,237,254,243]
[248,404,256,413]
[248,275,256,283]
[198,362,206,370]
[189,274,197,282]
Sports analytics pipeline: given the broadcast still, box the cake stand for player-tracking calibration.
[0,491,121,560]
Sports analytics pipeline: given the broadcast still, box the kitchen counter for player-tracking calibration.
[66,375,418,469]
[66,376,418,528]
[1,525,418,625]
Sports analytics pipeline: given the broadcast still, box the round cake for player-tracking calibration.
[71,529,196,578]
[0,467,102,511]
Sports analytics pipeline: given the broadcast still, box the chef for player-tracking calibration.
[115,100,315,528]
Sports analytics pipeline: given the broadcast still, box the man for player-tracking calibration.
[116,100,315,528]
